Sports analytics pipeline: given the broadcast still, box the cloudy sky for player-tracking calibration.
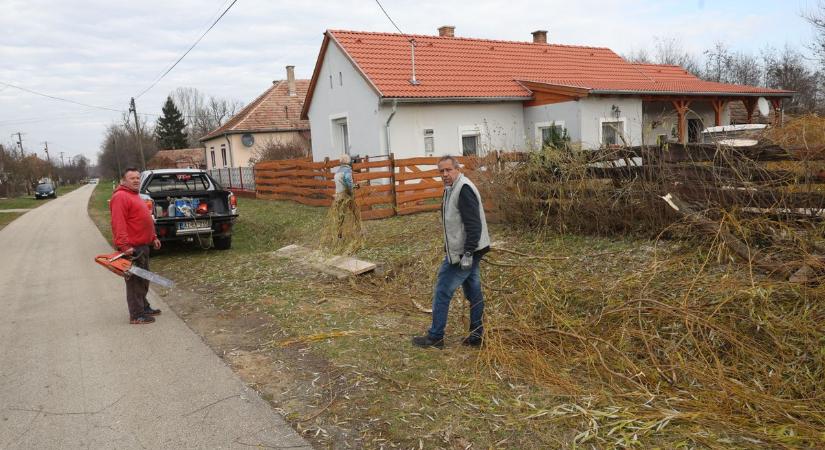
[0,0,817,164]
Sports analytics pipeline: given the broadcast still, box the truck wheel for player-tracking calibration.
[213,236,232,250]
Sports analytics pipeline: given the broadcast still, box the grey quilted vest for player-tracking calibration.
[442,174,490,264]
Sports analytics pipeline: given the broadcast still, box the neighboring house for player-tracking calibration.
[301,27,793,161]
[201,66,311,169]
[147,148,206,169]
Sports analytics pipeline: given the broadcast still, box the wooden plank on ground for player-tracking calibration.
[273,244,376,278]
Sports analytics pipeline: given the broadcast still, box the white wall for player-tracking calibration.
[382,102,526,159]
[306,40,383,161]
[578,97,644,148]
[524,101,581,149]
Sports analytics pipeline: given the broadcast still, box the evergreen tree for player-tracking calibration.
[155,96,188,149]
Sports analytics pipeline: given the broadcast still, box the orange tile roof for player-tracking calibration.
[201,79,310,141]
[323,30,793,99]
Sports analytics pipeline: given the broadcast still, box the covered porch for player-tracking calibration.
[641,95,789,145]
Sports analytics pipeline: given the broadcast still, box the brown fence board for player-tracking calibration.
[354,172,393,182]
[398,204,440,215]
[396,169,441,181]
[397,190,443,205]
[362,208,396,220]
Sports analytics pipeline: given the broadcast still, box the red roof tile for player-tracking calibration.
[201,79,310,141]
[326,30,793,99]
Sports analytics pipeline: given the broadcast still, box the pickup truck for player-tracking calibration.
[139,168,238,250]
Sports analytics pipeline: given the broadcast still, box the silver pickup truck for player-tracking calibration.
[139,168,238,250]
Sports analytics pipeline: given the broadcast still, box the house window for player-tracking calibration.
[221,146,227,166]
[329,74,333,89]
[601,121,624,146]
[424,129,434,155]
[536,121,566,148]
[210,148,216,167]
[462,134,479,156]
[339,72,343,86]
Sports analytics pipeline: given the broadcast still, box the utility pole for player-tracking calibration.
[11,132,24,158]
[129,97,146,170]
[43,141,53,184]
[113,133,122,177]
[59,151,65,167]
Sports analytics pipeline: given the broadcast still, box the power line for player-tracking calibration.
[0,81,124,113]
[373,0,406,35]
[134,0,240,99]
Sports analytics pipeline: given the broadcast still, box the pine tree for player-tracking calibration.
[155,96,188,149]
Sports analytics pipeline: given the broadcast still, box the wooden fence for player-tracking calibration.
[254,152,525,220]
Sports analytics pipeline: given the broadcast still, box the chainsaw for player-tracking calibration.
[94,251,175,289]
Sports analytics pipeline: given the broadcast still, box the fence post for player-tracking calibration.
[389,153,397,216]
[238,166,244,191]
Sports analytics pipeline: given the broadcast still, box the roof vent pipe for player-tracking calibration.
[531,30,548,44]
[409,39,420,86]
[438,25,455,37]
[286,65,296,96]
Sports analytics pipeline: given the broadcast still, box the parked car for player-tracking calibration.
[138,169,238,250]
[35,183,57,199]
[88,178,99,184]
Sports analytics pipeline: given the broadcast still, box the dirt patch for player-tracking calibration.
[154,284,362,448]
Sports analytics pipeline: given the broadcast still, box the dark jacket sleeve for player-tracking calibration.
[457,185,482,254]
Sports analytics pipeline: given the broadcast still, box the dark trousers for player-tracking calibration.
[427,256,484,341]
[125,245,150,319]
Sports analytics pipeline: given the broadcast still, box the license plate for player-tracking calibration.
[178,220,210,230]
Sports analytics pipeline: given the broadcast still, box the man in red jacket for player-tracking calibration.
[110,168,162,324]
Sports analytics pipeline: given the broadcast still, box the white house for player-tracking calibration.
[300,27,793,161]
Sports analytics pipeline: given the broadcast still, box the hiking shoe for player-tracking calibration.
[411,335,444,349]
[130,315,155,325]
[461,336,483,348]
[143,305,161,316]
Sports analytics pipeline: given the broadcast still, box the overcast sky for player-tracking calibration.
[0,0,818,164]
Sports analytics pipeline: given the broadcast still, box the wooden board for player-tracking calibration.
[274,244,377,278]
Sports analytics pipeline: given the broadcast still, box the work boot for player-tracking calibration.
[411,335,444,349]
[461,335,483,348]
[143,305,161,316]
[130,315,155,325]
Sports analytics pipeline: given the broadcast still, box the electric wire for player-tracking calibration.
[133,0,239,99]
[373,0,406,35]
[0,81,124,113]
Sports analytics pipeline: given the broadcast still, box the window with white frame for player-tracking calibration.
[423,129,434,155]
[536,121,566,148]
[210,149,216,167]
[221,145,227,166]
[462,134,479,156]
[600,119,625,146]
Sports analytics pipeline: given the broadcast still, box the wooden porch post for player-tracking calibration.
[742,98,757,124]
[711,99,727,126]
[672,99,691,144]
[769,98,783,126]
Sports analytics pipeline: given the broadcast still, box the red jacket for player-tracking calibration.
[110,185,156,251]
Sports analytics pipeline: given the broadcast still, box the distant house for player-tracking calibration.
[200,66,311,169]
[301,27,793,161]
[147,148,206,169]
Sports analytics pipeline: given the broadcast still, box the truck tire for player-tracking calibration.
[213,235,232,250]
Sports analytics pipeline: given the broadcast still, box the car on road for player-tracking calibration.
[138,169,238,250]
[88,178,99,184]
[34,183,57,199]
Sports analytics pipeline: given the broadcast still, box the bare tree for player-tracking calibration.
[804,1,825,67]
[652,37,702,75]
[623,47,652,64]
[170,87,244,147]
[762,45,821,113]
[704,41,762,85]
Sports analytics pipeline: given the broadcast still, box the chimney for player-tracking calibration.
[438,25,455,37]
[286,65,296,96]
[531,30,548,44]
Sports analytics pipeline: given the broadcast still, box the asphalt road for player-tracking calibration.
[0,185,311,449]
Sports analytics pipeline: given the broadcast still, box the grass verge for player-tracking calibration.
[0,183,83,210]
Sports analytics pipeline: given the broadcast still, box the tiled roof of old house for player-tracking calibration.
[317,30,793,99]
[201,79,310,141]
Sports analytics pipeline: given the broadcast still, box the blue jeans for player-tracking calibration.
[428,256,484,341]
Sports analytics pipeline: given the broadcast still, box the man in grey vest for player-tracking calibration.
[412,155,490,349]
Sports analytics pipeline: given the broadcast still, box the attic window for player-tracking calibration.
[329,74,333,89]
[339,72,343,86]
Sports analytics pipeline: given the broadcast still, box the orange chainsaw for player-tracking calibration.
[94,251,175,288]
